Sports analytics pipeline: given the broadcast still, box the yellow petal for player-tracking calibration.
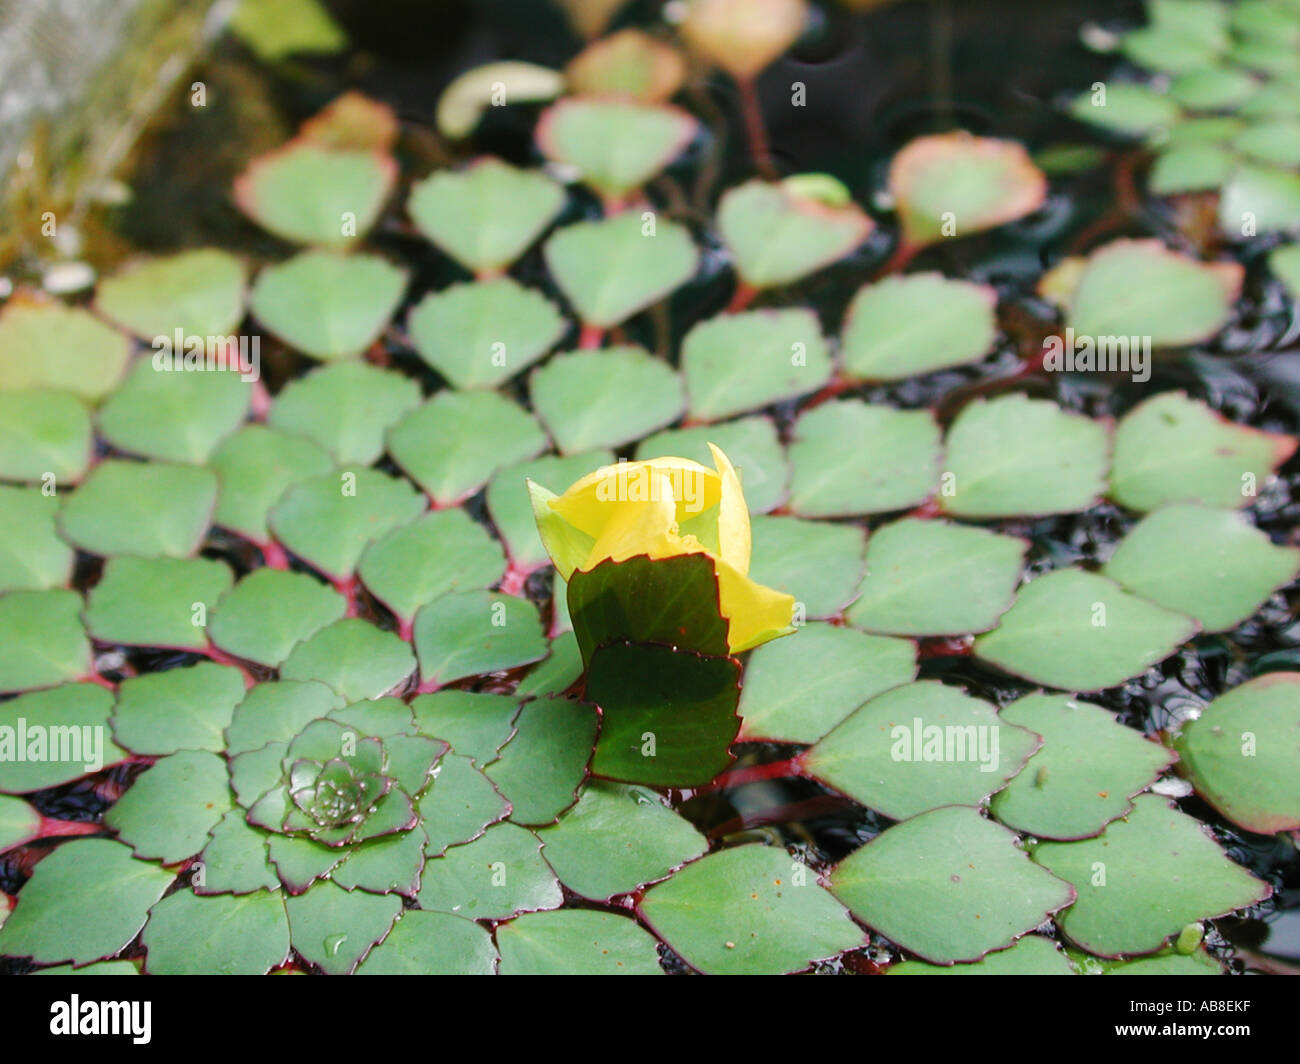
[715,558,795,653]
[527,479,595,580]
[582,469,694,570]
[554,457,721,536]
[708,442,751,575]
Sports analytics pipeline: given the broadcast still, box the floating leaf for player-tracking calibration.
[0,591,90,694]
[1069,82,1181,137]
[991,694,1177,840]
[209,425,334,542]
[284,879,402,974]
[1234,119,1300,168]
[209,569,347,668]
[250,251,407,361]
[234,143,396,247]
[0,300,130,400]
[143,889,289,975]
[410,691,519,766]
[0,390,92,484]
[787,401,941,517]
[413,590,547,687]
[0,839,173,966]
[280,619,415,701]
[95,250,247,341]
[356,910,498,974]
[106,750,232,863]
[530,347,685,454]
[0,796,41,855]
[830,805,1075,964]
[497,909,663,974]
[516,632,584,700]
[639,844,862,975]
[846,518,1026,636]
[268,469,425,580]
[417,821,562,919]
[486,450,614,571]
[738,623,916,744]
[746,516,865,619]
[1149,142,1236,194]
[228,0,347,62]
[544,212,698,327]
[268,361,420,465]
[717,179,872,289]
[418,753,511,857]
[636,417,788,514]
[1218,163,1300,234]
[1120,24,1221,73]
[197,809,280,894]
[889,132,1047,248]
[407,278,566,390]
[940,395,1110,518]
[388,390,546,505]
[0,488,73,592]
[804,682,1040,819]
[331,827,429,895]
[59,459,217,558]
[111,662,246,755]
[678,0,808,80]
[1102,504,1299,631]
[1033,795,1270,957]
[299,91,398,151]
[1177,673,1300,834]
[841,274,998,381]
[974,569,1198,691]
[435,61,565,140]
[565,29,687,102]
[85,556,233,651]
[0,684,123,791]
[407,159,564,275]
[1168,66,1260,111]
[484,698,598,825]
[1109,392,1296,511]
[681,309,832,420]
[888,935,1076,975]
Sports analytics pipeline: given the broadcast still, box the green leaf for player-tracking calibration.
[681,309,832,420]
[1168,66,1260,111]
[1078,946,1223,975]
[249,251,407,360]
[841,274,998,380]
[991,693,1177,839]
[407,158,564,274]
[1102,504,1300,631]
[516,632,584,700]
[411,691,520,765]
[738,622,916,744]
[209,569,347,668]
[284,878,402,974]
[717,179,872,288]
[359,510,505,625]
[639,844,864,975]
[535,781,708,901]
[0,795,41,854]
[531,347,685,454]
[940,395,1110,518]
[1032,794,1271,956]
[1231,34,1300,74]
[197,809,279,894]
[747,516,865,619]
[417,752,511,857]
[143,889,289,975]
[1177,673,1300,834]
[388,390,546,505]
[0,590,90,694]
[1120,24,1221,72]
[59,459,218,558]
[268,469,425,580]
[95,249,247,341]
[0,684,124,791]
[0,301,130,400]
[587,641,740,787]
[1236,119,1300,168]
[268,361,420,465]
[32,960,141,975]
[234,144,395,247]
[228,0,347,61]
[888,132,1047,248]
[1109,392,1296,511]
[0,839,173,965]
[85,556,233,651]
[804,682,1041,819]
[413,590,547,686]
[209,425,334,542]
[417,821,562,920]
[787,400,941,517]
[407,278,566,390]
[1218,163,1300,234]
[1271,242,1300,297]
[331,827,428,895]
[356,910,498,974]
[484,697,598,825]
[111,662,246,755]
[1149,142,1237,194]
[636,417,788,514]
[846,518,1026,636]
[106,750,232,863]
[0,487,73,592]
[225,680,345,757]
[889,935,1076,975]
[497,909,664,974]
[830,805,1075,964]
[0,390,92,484]
[279,619,415,701]
[1069,82,1181,137]
[544,212,698,327]
[486,450,614,571]
[536,98,697,199]
[974,568,1198,691]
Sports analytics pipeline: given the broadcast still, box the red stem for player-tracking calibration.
[727,282,759,313]
[736,76,777,179]
[35,817,101,840]
[578,324,605,349]
[798,373,855,413]
[499,564,530,597]
[201,643,256,687]
[873,240,919,280]
[259,539,290,570]
[250,378,271,421]
[80,671,117,692]
[397,616,415,643]
[334,576,360,618]
[695,754,807,795]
